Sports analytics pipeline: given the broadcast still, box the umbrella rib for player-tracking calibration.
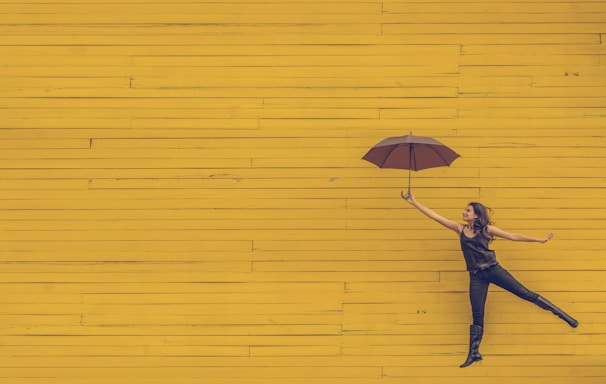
[427,145,453,167]
[377,144,403,168]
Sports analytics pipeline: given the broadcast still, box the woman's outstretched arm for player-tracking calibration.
[487,225,554,243]
[401,191,463,235]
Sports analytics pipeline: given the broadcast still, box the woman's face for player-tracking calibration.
[462,205,478,222]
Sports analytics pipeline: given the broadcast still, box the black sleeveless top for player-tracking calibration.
[460,226,498,272]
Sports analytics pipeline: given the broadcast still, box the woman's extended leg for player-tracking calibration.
[483,264,538,302]
[485,265,578,328]
[534,296,578,328]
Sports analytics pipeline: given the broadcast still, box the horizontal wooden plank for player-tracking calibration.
[0,32,598,46]
[532,75,606,87]
[342,344,574,357]
[0,270,440,283]
[0,240,253,252]
[0,293,82,304]
[0,118,133,129]
[11,2,600,20]
[0,3,383,14]
[252,260,606,273]
[3,95,606,111]
[0,219,347,231]
[0,378,600,384]
[0,354,599,370]
[1,12,605,27]
[0,18,383,34]
[344,290,583,304]
[0,139,89,149]
[255,160,601,172]
[0,118,258,131]
[0,147,362,158]
[0,107,380,119]
[133,54,459,67]
[1,97,265,109]
[1,335,344,347]
[77,177,601,192]
[0,365,384,379]
[0,248,597,263]
[387,13,606,23]
[0,302,340,315]
[2,216,602,233]
[0,174,602,191]
[1,95,459,109]
[82,293,343,305]
[385,22,606,34]
[165,333,594,347]
[135,86,457,98]
[0,44,462,57]
[250,346,340,356]
[0,314,81,325]
[2,76,462,91]
[442,269,605,282]
[363,322,590,336]
[343,301,584,316]
[1,0,606,3]
[461,64,606,77]
[463,44,606,55]
[385,2,606,12]
[0,282,346,294]
[0,65,460,77]
[460,87,606,97]
[82,136,606,149]
[383,365,602,377]
[0,158,254,169]
[260,117,606,130]
[0,226,601,242]
[1,77,131,88]
[0,197,351,209]
[0,262,253,274]
[0,140,603,156]
[253,239,606,252]
[81,322,342,336]
[0,186,602,204]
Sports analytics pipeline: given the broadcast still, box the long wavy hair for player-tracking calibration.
[468,202,494,240]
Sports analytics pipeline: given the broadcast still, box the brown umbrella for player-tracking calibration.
[362,132,460,193]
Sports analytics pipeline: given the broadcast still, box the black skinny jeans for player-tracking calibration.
[469,264,539,327]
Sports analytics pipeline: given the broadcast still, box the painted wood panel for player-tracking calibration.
[0,1,605,383]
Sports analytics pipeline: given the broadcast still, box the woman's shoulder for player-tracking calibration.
[456,222,467,234]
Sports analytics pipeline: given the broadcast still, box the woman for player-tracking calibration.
[401,191,578,368]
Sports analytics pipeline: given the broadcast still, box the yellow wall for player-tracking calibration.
[1,1,605,383]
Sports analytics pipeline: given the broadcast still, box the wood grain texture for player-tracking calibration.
[0,1,604,383]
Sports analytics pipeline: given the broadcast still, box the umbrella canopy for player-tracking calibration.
[362,133,460,192]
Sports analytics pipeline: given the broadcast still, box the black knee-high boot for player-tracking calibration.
[534,296,578,328]
[460,324,483,368]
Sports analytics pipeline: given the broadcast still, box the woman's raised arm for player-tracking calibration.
[401,191,463,235]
